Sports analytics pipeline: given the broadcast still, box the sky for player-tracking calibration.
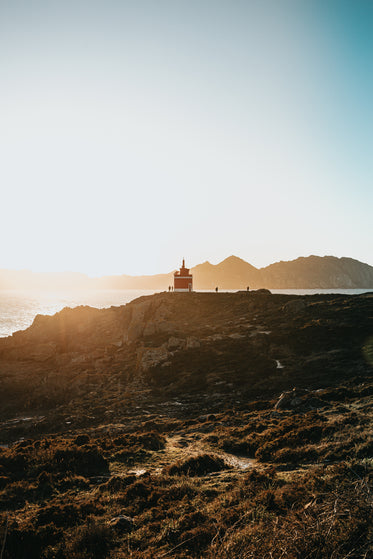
[1,0,372,276]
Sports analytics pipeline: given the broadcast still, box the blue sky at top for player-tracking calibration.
[0,0,372,274]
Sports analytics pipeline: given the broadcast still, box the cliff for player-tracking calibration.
[0,290,371,423]
[0,292,372,559]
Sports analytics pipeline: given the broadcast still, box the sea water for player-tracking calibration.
[0,288,372,338]
[0,289,155,337]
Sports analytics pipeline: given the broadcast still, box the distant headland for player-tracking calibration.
[1,255,373,291]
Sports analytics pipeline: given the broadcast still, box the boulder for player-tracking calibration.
[167,337,185,350]
[186,337,201,349]
[108,515,134,532]
[274,388,309,410]
[140,347,170,372]
[282,300,306,313]
[274,388,326,411]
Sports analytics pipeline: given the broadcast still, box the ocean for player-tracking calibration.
[0,288,372,338]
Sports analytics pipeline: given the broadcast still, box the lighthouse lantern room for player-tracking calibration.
[174,259,193,292]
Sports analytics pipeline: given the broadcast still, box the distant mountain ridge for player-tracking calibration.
[0,255,372,290]
[192,255,373,289]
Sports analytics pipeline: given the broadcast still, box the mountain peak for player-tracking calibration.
[220,255,246,264]
[217,256,258,272]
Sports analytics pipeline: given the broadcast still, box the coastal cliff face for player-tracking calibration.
[0,292,372,559]
[0,291,371,426]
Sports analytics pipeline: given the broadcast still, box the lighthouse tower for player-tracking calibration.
[174,259,193,292]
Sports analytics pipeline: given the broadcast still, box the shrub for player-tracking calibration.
[66,519,112,559]
[180,525,216,552]
[165,454,227,476]
[3,524,61,559]
[50,446,108,475]
[37,501,104,528]
[99,474,136,493]
[74,434,90,446]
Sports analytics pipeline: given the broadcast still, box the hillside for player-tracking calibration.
[192,255,260,289]
[193,255,373,289]
[0,291,372,558]
[260,255,373,289]
[1,255,373,291]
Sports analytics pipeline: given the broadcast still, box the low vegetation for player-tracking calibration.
[0,292,372,557]
[0,378,372,558]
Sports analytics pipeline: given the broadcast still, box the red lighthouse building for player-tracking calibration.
[174,259,193,292]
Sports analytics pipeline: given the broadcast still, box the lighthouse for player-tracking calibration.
[174,259,193,292]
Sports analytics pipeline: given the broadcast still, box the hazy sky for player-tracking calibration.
[1,0,372,275]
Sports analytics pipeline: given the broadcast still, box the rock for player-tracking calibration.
[74,434,90,446]
[274,388,327,411]
[307,397,328,409]
[282,300,306,313]
[153,306,172,321]
[274,388,309,410]
[274,392,292,409]
[126,300,154,341]
[140,347,170,372]
[186,337,200,349]
[208,334,224,341]
[29,342,57,361]
[108,515,134,532]
[229,333,245,339]
[167,337,184,350]
[71,354,88,364]
[143,321,157,336]
[157,321,178,334]
[290,397,303,407]
[127,322,144,342]
[161,360,172,368]
[143,320,178,337]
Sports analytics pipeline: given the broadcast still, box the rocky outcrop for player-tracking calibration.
[0,291,371,424]
[282,300,306,313]
[274,388,327,411]
[139,347,170,372]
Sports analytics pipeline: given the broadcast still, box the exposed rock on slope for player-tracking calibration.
[0,291,371,428]
[0,292,372,559]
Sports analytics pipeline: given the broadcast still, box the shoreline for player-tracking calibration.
[1,288,372,339]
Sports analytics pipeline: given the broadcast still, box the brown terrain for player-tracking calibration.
[0,291,372,558]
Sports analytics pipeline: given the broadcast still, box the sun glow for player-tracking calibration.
[0,1,372,275]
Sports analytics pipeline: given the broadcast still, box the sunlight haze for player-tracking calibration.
[1,0,372,275]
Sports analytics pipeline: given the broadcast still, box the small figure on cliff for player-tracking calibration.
[247,286,250,292]
[215,286,218,292]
